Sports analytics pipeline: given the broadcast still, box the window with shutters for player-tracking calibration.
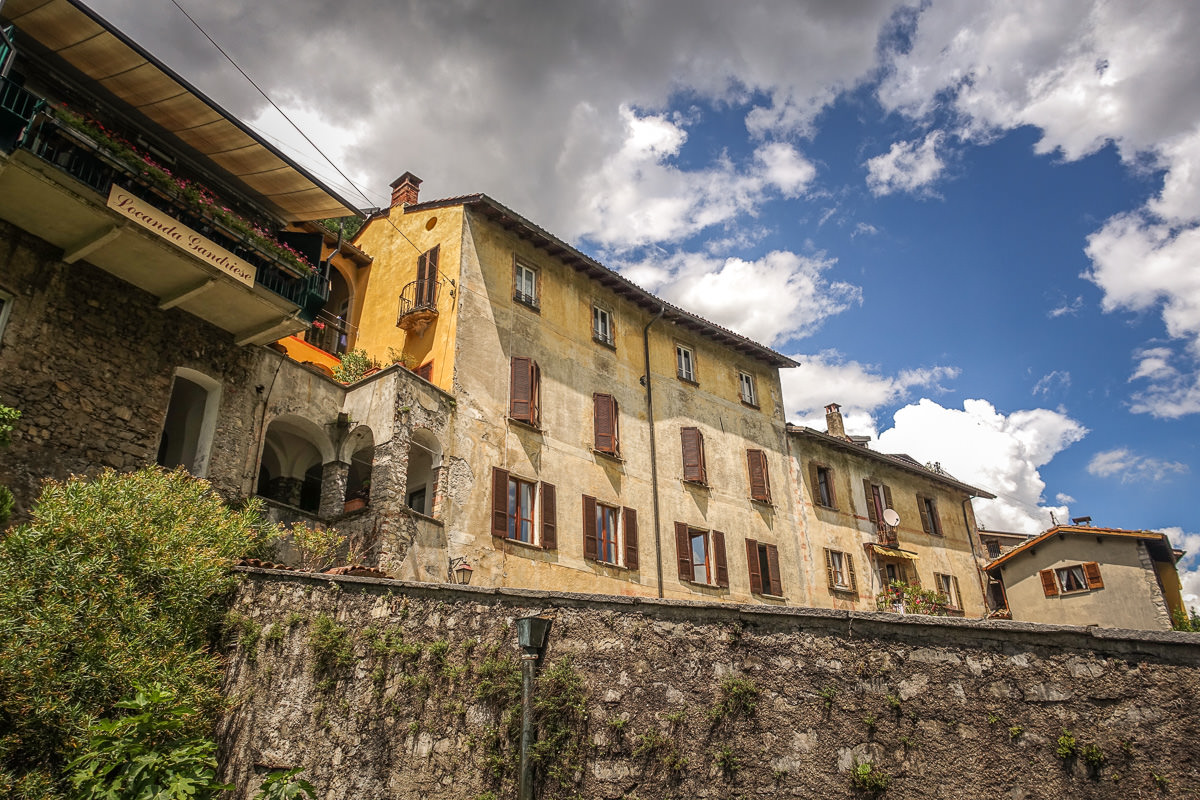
[415,245,439,308]
[917,495,942,536]
[593,393,619,456]
[509,356,541,427]
[680,427,707,485]
[674,522,728,588]
[490,467,556,550]
[593,305,614,347]
[582,495,638,569]
[746,538,783,597]
[1043,561,1104,596]
[676,344,696,383]
[414,361,433,381]
[746,449,772,504]
[738,371,757,407]
[513,259,539,310]
[934,572,962,610]
[811,462,836,509]
[824,548,857,593]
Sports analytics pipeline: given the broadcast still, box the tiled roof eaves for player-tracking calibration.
[405,194,800,368]
[983,526,1171,571]
[787,425,997,499]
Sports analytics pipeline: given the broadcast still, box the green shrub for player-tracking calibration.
[709,675,759,723]
[0,467,272,796]
[309,615,355,680]
[254,767,316,799]
[332,348,381,383]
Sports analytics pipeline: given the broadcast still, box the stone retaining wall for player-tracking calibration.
[220,569,1200,799]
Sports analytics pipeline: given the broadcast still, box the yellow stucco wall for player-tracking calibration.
[788,432,988,616]
[997,536,1173,630]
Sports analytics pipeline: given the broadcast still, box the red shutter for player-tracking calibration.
[541,482,556,550]
[582,495,597,561]
[745,538,763,594]
[623,508,638,570]
[863,479,877,524]
[748,450,770,502]
[675,522,691,580]
[1039,569,1059,597]
[1083,562,1104,590]
[491,467,509,538]
[681,427,705,483]
[594,393,616,454]
[713,531,729,588]
[766,544,782,596]
[510,357,532,421]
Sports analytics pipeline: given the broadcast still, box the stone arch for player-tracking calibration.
[405,427,443,517]
[157,367,221,478]
[256,414,334,512]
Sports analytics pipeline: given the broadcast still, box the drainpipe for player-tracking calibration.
[642,305,666,598]
[516,614,553,800]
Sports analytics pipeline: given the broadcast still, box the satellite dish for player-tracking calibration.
[882,508,901,528]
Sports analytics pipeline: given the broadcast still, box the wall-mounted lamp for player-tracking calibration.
[448,556,474,585]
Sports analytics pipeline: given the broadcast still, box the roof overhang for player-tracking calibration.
[984,526,1180,572]
[2,0,361,221]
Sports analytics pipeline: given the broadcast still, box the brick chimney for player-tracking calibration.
[389,172,422,208]
[825,403,846,438]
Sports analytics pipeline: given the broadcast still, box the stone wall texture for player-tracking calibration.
[221,569,1200,799]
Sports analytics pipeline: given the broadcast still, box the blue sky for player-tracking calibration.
[80,0,1200,601]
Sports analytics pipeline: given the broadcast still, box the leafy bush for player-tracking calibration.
[876,580,949,615]
[332,348,381,383]
[0,467,273,796]
[254,767,316,799]
[288,522,367,571]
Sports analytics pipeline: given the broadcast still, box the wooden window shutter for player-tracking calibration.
[883,485,893,510]
[810,463,822,505]
[674,522,692,580]
[766,544,782,596]
[1083,562,1104,590]
[713,531,729,588]
[1039,568,1059,597]
[594,393,616,453]
[747,449,770,502]
[825,467,838,508]
[824,548,836,591]
[745,538,763,594]
[530,360,541,427]
[863,478,877,524]
[681,427,705,483]
[582,495,598,561]
[491,467,509,538]
[917,495,932,534]
[845,552,858,593]
[417,244,439,306]
[415,361,433,381]
[541,482,556,550]
[951,575,961,609]
[510,357,533,422]
[623,508,638,570]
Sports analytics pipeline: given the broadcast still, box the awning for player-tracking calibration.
[867,544,919,561]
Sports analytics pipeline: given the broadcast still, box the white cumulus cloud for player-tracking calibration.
[1086,448,1189,483]
[864,131,946,196]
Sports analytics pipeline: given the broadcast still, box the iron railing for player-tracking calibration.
[397,278,440,319]
[304,310,353,355]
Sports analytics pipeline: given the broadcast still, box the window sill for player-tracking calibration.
[588,557,632,570]
[683,578,724,591]
[682,479,709,490]
[815,503,838,511]
[593,336,616,350]
[829,586,857,596]
[757,593,786,601]
[677,375,699,386]
[740,399,760,410]
[502,536,552,553]
[513,295,541,313]
[749,497,774,507]
[508,417,543,433]
[593,448,624,462]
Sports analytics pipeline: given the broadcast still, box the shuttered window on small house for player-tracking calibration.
[1039,568,1059,597]
[593,393,619,455]
[810,462,836,509]
[917,495,942,536]
[824,548,857,593]
[674,523,727,587]
[583,495,639,568]
[415,244,439,307]
[681,427,707,484]
[746,449,771,503]
[509,356,541,426]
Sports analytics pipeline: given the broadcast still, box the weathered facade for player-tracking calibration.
[985,525,1186,631]
[787,405,996,617]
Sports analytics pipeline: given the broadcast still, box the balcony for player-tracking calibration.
[876,524,898,547]
[304,310,354,357]
[396,278,440,334]
[0,85,328,345]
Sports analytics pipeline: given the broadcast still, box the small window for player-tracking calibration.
[593,393,619,455]
[811,462,836,509]
[934,572,962,610]
[1043,562,1104,596]
[985,540,1001,559]
[746,449,772,503]
[593,306,614,347]
[676,344,695,382]
[738,371,757,406]
[917,495,942,536]
[680,426,707,485]
[509,356,541,427]
[824,548,857,593]
[746,538,782,596]
[0,289,13,343]
[513,259,539,309]
[582,496,638,568]
[674,523,728,588]
[490,467,556,550]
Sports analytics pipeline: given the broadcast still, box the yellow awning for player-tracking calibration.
[868,544,919,561]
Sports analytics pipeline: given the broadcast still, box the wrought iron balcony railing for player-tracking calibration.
[397,278,440,333]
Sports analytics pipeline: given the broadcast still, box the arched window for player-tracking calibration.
[157,368,221,477]
[257,415,334,513]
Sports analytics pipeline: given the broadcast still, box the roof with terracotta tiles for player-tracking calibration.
[983,525,1181,571]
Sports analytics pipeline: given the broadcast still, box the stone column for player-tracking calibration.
[319,460,350,519]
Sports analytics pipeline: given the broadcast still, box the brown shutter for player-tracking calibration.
[863,479,877,524]
[541,482,556,550]
[1039,568,1059,597]
[810,463,821,505]
[824,549,836,590]
[582,495,597,561]
[675,522,692,580]
[681,427,705,483]
[415,249,430,306]
[748,450,770,502]
[745,538,763,594]
[917,496,932,534]
[766,544,782,596]
[826,467,837,508]
[510,357,532,421]
[713,530,729,588]
[594,393,615,453]
[417,244,439,305]
[530,360,541,427]
[491,467,509,538]
[883,485,893,510]
[1083,562,1104,590]
[846,552,858,593]
[623,508,638,570]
